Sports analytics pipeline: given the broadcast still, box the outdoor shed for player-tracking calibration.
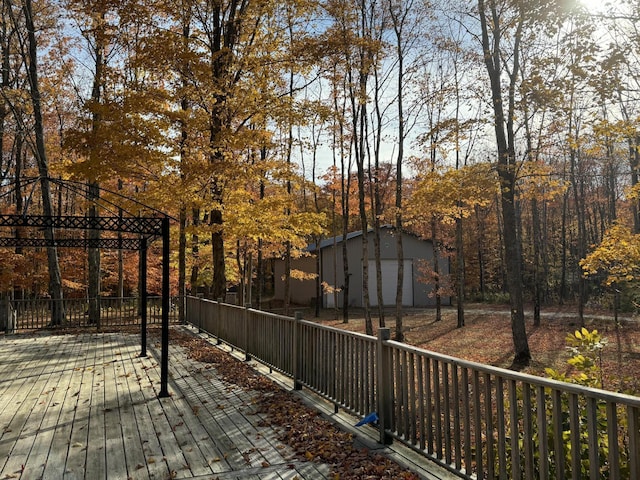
[273,226,450,308]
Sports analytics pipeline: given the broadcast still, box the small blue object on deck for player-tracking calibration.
[355,412,378,427]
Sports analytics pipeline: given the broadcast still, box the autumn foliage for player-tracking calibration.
[0,0,638,360]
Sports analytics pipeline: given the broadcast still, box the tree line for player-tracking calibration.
[0,0,638,365]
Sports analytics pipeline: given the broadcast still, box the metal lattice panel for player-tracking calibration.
[0,215,163,235]
[0,237,143,250]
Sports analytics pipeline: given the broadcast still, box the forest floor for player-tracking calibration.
[311,303,640,396]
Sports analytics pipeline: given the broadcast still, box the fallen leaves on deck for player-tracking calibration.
[170,329,419,480]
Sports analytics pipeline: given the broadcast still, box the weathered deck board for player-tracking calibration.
[2,347,61,477]
[0,330,337,479]
[128,358,170,480]
[114,353,151,480]
[43,340,89,479]
[26,339,80,480]
[103,347,129,480]
[165,343,331,479]
[0,343,70,475]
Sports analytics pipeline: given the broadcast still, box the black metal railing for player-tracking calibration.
[3,296,180,330]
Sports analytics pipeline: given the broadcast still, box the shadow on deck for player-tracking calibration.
[0,330,331,479]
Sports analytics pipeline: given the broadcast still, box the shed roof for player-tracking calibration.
[307,225,425,252]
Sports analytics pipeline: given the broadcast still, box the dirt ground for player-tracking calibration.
[309,303,640,396]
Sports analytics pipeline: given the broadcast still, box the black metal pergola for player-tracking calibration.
[0,179,172,398]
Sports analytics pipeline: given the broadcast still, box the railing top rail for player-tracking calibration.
[188,297,245,311]
[190,297,217,305]
[246,308,295,323]
[387,338,640,406]
[298,319,377,342]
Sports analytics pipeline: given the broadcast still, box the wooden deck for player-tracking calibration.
[0,330,332,479]
[0,328,459,480]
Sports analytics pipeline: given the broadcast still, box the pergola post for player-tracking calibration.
[140,236,148,357]
[159,216,170,398]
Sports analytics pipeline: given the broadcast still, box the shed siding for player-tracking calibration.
[274,227,451,308]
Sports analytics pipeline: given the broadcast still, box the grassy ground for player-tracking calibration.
[309,303,640,396]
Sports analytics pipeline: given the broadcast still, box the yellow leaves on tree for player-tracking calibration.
[581,223,640,286]
[224,168,326,255]
[289,268,317,281]
[517,160,568,201]
[406,163,496,225]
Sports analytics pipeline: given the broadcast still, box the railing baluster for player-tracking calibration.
[522,384,534,479]
[586,397,599,480]
[569,393,581,480]
[417,355,425,451]
[369,342,375,416]
[434,359,442,457]
[606,401,620,480]
[451,364,462,471]
[509,379,521,480]
[395,350,402,438]
[408,353,416,445]
[495,377,507,479]
[484,373,494,479]
[443,362,452,464]
[473,370,483,477]
[552,388,565,479]
[402,350,409,440]
[425,357,433,455]
[462,368,473,476]
[350,335,356,411]
[360,337,367,415]
[536,385,549,479]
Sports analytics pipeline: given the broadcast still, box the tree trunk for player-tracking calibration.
[88,183,100,327]
[190,208,200,295]
[629,134,640,234]
[210,202,225,300]
[340,166,349,323]
[476,206,486,300]
[523,110,542,326]
[256,175,265,309]
[178,206,186,321]
[353,0,373,336]
[86,6,106,327]
[23,0,64,325]
[336,72,350,324]
[14,129,23,256]
[388,0,410,343]
[177,15,190,322]
[117,180,124,305]
[532,197,542,326]
[455,216,465,328]
[478,0,530,366]
[371,62,385,327]
[355,108,372,335]
[570,144,587,325]
[341,233,350,323]
[431,216,441,322]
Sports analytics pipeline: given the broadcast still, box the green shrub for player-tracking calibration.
[500,329,629,479]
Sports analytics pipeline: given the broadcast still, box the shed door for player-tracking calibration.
[367,259,413,306]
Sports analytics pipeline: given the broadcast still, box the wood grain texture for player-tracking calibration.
[0,330,331,479]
